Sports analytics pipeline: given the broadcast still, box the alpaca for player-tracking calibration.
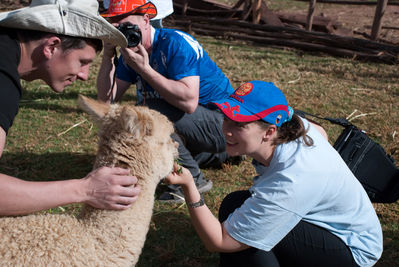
[0,95,178,266]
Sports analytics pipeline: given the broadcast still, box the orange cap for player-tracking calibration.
[101,0,157,19]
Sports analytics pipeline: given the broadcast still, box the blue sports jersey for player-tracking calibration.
[224,118,383,267]
[116,28,234,105]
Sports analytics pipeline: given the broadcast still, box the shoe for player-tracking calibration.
[197,179,213,193]
[158,179,213,204]
[158,187,185,204]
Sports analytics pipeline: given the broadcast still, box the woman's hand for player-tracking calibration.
[164,163,194,188]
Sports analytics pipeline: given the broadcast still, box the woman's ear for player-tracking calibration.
[263,125,277,141]
[42,36,61,59]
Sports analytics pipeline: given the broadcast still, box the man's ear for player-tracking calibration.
[143,13,151,27]
[43,36,62,59]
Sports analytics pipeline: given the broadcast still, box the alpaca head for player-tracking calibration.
[77,95,178,183]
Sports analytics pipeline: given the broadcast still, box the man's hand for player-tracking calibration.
[119,44,150,75]
[83,166,140,210]
[103,41,117,59]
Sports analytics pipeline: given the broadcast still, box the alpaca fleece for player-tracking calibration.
[0,95,178,266]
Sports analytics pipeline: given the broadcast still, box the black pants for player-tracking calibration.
[218,190,359,267]
[146,99,228,186]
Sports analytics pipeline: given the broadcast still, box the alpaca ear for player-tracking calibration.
[78,95,110,123]
[121,106,154,138]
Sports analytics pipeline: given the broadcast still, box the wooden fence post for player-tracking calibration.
[371,0,388,40]
[306,0,317,31]
[252,0,262,24]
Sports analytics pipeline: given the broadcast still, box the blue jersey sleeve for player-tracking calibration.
[115,56,138,84]
[159,31,202,80]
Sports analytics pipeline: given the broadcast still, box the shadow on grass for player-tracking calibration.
[1,151,218,265]
[0,152,95,181]
[21,90,97,101]
[19,90,138,112]
[138,209,219,267]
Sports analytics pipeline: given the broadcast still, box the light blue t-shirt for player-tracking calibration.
[116,28,234,105]
[224,118,383,267]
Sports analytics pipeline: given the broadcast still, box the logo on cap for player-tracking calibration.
[276,114,282,125]
[235,82,253,96]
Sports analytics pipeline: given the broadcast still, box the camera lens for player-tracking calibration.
[117,23,142,47]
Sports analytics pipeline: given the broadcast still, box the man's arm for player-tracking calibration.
[120,45,199,114]
[97,44,131,103]
[0,127,140,216]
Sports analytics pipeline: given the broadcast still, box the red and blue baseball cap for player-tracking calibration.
[212,81,293,127]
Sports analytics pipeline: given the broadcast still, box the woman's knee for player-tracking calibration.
[218,190,251,222]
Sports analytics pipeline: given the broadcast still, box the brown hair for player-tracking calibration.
[256,114,314,146]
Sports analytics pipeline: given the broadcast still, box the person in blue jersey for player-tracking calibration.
[97,0,237,203]
[164,81,383,266]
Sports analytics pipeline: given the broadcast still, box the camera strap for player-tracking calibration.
[294,109,352,128]
[111,48,119,104]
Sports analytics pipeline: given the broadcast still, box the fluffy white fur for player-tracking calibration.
[0,95,178,266]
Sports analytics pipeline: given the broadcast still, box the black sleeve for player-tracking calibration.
[0,28,22,135]
[0,70,21,135]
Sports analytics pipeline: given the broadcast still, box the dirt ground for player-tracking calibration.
[301,4,399,45]
[1,1,398,44]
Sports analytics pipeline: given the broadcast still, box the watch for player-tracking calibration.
[187,194,205,208]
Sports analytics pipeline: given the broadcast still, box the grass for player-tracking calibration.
[1,2,399,266]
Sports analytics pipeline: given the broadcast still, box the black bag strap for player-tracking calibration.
[294,109,352,128]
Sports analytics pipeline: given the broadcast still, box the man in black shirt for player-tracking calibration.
[0,0,140,215]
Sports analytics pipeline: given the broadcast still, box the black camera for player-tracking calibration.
[116,22,142,47]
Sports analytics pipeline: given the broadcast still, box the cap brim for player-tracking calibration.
[212,99,289,123]
[212,98,262,122]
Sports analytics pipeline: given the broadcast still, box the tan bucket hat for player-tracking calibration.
[0,0,128,47]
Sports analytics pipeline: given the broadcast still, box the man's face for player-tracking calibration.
[44,44,97,93]
[110,15,150,49]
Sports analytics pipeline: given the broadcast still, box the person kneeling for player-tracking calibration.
[164,81,382,267]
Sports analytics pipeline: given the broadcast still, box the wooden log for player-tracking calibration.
[371,0,389,40]
[277,12,337,33]
[170,15,399,55]
[171,15,399,49]
[173,2,242,16]
[183,25,397,63]
[174,19,395,55]
[366,25,399,30]
[229,0,246,18]
[240,0,253,21]
[173,0,233,10]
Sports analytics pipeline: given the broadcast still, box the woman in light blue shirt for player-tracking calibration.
[165,81,383,267]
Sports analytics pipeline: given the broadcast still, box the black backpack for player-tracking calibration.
[295,110,399,203]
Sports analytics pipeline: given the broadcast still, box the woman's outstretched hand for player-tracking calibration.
[164,163,193,187]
